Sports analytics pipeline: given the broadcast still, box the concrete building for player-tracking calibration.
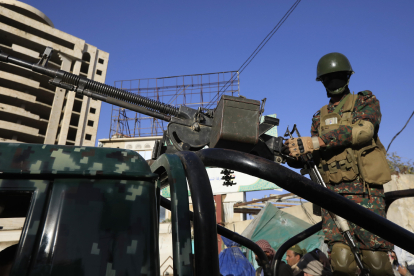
[98,136,161,160]
[0,0,109,146]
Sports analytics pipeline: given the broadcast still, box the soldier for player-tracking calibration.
[285,52,393,276]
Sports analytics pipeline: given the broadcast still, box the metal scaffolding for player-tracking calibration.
[109,71,239,138]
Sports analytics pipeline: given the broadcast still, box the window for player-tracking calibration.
[98,58,104,64]
[0,189,42,272]
[85,134,92,141]
[82,52,91,62]
[90,108,96,114]
[80,62,89,74]
[70,60,76,72]
[87,120,94,127]
[96,70,102,76]
[0,192,32,218]
[159,206,166,223]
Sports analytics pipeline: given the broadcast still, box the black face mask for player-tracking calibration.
[393,259,399,266]
[324,78,348,91]
[322,72,349,91]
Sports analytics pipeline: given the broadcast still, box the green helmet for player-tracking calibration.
[316,52,354,81]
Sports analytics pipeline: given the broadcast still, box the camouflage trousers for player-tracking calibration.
[322,194,393,251]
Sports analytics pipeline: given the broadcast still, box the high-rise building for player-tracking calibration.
[0,0,109,146]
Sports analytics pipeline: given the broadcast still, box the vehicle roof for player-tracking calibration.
[0,143,156,180]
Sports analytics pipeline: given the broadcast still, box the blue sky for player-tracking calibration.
[24,0,414,201]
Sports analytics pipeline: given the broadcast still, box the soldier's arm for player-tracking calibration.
[285,112,322,168]
[310,111,326,147]
[318,91,380,150]
[310,110,320,137]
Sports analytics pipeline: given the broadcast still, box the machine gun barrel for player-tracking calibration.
[0,47,177,122]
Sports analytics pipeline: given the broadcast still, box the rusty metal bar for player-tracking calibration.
[234,192,295,207]
[234,208,261,214]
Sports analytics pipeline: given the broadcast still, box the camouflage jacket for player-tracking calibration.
[310,90,383,196]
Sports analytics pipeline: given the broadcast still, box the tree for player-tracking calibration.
[387,152,414,174]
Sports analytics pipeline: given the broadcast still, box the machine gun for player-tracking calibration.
[0,46,285,163]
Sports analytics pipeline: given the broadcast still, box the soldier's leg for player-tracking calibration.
[321,208,353,275]
[337,194,393,275]
[360,250,393,276]
[343,193,393,251]
[330,243,394,276]
[330,243,358,276]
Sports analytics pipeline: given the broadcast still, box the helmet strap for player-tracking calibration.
[326,86,350,98]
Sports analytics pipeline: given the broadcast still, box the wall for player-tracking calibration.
[384,175,414,233]
[281,202,322,225]
[99,136,162,160]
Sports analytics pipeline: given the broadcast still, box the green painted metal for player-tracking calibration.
[210,95,261,152]
[151,154,193,276]
[31,178,160,276]
[0,142,160,276]
[0,143,157,179]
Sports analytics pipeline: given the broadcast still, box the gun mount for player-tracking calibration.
[0,47,286,161]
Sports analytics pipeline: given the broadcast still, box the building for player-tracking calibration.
[0,0,109,146]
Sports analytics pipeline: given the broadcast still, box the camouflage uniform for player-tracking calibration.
[311,90,392,251]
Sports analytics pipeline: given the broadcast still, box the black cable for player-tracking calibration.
[386,111,414,152]
[205,0,302,109]
[238,0,301,75]
[300,198,316,225]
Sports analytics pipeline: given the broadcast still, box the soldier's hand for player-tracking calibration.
[285,137,318,157]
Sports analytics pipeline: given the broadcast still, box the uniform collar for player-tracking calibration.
[328,90,350,110]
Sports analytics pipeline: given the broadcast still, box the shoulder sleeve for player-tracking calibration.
[311,110,320,136]
[354,90,381,128]
[357,90,373,97]
[319,90,381,149]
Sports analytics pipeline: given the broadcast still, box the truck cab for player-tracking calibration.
[0,143,160,276]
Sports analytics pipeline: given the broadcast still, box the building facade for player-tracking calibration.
[0,0,109,146]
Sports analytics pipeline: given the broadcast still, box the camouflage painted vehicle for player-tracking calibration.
[2,142,414,276]
[0,143,159,275]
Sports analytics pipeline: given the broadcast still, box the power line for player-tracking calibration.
[387,110,414,152]
[205,0,302,109]
[300,198,317,225]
